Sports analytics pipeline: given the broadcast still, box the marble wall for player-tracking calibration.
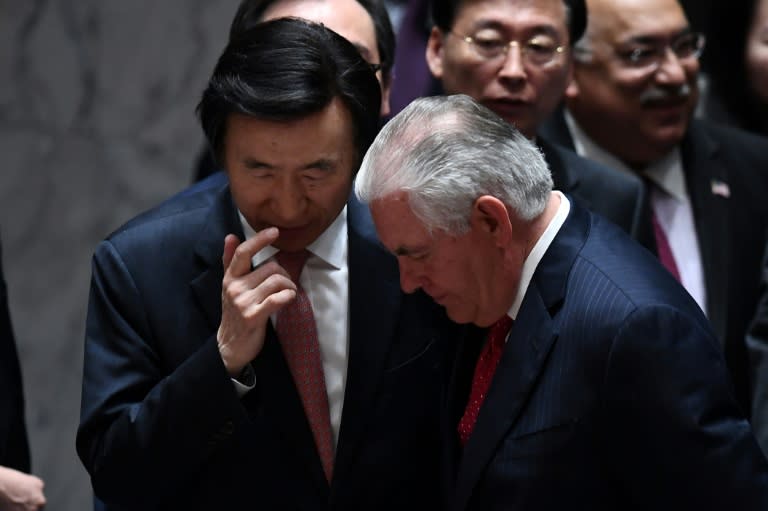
[0,1,239,508]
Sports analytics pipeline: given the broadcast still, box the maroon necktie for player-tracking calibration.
[457,315,514,446]
[275,250,334,481]
[651,212,681,282]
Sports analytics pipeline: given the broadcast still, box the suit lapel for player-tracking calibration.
[190,186,242,330]
[333,197,402,484]
[246,324,331,497]
[681,124,729,342]
[452,289,558,510]
[189,186,330,496]
[451,201,588,511]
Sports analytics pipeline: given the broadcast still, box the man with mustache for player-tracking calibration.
[542,0,768,416]
[425,0,645,239]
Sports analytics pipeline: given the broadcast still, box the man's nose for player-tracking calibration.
[398,259,422,294]
[654,47,687,84]
[272,181,307,223]
[498,43,527,81]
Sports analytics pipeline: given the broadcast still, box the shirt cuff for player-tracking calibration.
[231,364,256,397]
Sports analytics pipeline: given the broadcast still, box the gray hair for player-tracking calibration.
[354,94,553,235]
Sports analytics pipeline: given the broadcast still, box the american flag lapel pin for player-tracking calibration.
[711,179,731,198]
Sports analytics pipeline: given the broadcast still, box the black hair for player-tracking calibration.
[430,0,587,46]
[228,0,395,85]
[196,17,381,167]
[704,0,768,134]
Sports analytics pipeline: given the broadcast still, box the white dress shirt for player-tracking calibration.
[237,208,350,449]
[564,111,707,314]
[507,191,570,321]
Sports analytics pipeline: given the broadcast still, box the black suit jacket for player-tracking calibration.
[77,184,457,510]
[0,237,30,472]
[537,137,645,239]
[446,201,768,510]
[542,113,768,414]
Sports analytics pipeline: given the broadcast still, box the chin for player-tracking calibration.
[445,305,484,326]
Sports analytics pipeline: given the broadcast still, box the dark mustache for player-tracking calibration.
[639,83,692,105]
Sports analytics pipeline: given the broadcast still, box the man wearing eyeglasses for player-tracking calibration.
[542,0,768,417]
[425,0,645,240]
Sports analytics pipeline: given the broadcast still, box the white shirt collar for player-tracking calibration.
[239,206,348,269]
[507,191,570,320]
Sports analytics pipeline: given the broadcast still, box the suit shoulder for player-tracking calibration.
[574,216,705,320]
[690,119,768,163]
[552,142,642,192]
[102,187,220,251]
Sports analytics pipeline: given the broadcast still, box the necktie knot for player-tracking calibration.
[276,250,311,283]
[487,315,514,349]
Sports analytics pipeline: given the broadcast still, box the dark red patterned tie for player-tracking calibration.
[275,250,334,481]
[457,315,514,446]
[651,212,681,282]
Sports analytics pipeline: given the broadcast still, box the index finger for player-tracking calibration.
[224,227,279,278]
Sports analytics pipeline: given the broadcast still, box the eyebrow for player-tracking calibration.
[241,157,336,170]
[393,247,412,256]
[302,158,335,171]
[392,245,428,258]
[469,19,561,38]
[621,28,693,46]
[243,157,271,169]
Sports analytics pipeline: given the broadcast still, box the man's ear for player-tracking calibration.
[565,68,581,99]
[426,26,446,79]
[380,79,392,118]
[471,195,513,246]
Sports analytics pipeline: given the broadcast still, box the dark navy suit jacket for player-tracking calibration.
[0,237,30,472]
[542,113,768,415]
[78,183,456,510]
[446,200,768,510]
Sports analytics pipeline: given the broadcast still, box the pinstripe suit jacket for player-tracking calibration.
[446,200,768,510]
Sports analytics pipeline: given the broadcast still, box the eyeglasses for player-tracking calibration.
[612,32,705,73]
[450,31,565,67]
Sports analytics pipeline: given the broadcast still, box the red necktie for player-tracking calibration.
[457,315,514,446]
[275,250,334,481]
[651,212,681,282]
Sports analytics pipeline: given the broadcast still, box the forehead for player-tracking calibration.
[262,0,378,60]
[453,0,568,34]
[370,194,430,248]
[224,98,356,165]
[588,0,689,43]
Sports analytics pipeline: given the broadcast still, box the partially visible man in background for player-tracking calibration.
[193,0,395,183]
[0,236,46,511]
[543,0,768,416]
[425,0,645,238]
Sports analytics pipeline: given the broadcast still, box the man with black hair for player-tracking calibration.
[425,0,645,238]
[78,19,454,510]
[193,0,395,182]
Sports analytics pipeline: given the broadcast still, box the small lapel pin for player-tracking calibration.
[711,179,731,198]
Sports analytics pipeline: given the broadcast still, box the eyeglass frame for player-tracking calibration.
[576,31,706,75]
[448,31,566,67]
